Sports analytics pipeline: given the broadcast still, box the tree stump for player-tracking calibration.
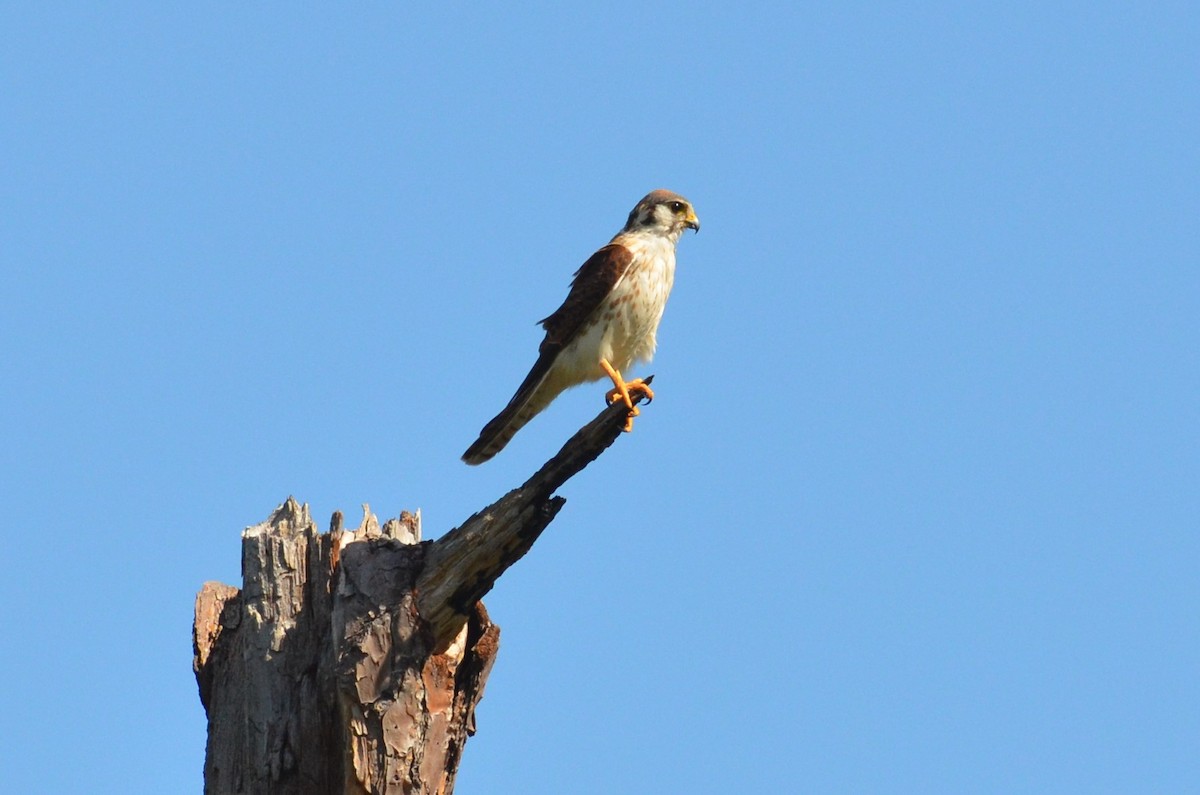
[193,384,652,794]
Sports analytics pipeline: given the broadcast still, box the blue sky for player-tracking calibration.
[2,3,1197,792]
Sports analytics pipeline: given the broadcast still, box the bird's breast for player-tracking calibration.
[601,242,675,370]
[551,236,677,386]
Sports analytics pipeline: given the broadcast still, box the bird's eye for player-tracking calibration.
[669,201,685,213]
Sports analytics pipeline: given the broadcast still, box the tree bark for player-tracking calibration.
[193,384,651,794]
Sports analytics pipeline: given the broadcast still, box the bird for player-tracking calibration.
[462,189,700,465]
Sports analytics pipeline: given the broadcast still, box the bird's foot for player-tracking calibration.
[626,378,655,404]
[604,379,654,432]
[605,378,654,408]
[599,359,655,433]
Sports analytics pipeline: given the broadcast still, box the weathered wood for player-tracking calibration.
[417,377,653,651]
[331,508,498,795]
[194,500,338,793]
[194,383,652,793]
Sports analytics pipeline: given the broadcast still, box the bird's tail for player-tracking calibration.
[462,358,561,465]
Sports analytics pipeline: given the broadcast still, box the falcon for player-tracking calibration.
[463,189,700,465]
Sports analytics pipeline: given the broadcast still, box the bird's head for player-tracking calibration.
[624,189,700,238]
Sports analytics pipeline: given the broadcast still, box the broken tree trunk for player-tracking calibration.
[193,383,652,794]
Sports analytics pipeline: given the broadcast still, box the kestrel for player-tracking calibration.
[462,189,699,465]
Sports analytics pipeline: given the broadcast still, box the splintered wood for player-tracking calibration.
[194,500,497,795]
[194,386,650,793]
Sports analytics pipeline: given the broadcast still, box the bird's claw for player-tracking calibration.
[606,378,654,408]
[599,362,655,433]
[607,382,652,432]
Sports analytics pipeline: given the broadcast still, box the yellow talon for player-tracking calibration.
[599,359,653,432]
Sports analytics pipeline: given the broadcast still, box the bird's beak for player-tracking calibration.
[685,210,700,233]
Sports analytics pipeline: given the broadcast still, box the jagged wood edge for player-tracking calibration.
[417,375,654,650]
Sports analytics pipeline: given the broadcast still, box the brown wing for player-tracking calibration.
[462,244,634,465]
[538,243,634,354]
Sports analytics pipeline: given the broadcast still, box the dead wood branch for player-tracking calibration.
[193,381,652,793]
